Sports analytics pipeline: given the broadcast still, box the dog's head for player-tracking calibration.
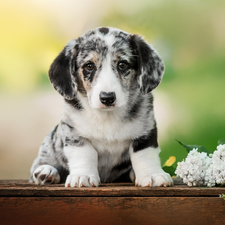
[49,27,164,110]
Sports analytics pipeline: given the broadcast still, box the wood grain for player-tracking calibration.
[0,197,225,225]
[1,180,225,225]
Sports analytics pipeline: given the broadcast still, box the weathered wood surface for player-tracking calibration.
[1,197,225,225]
[0,180,225,225]
[0,179,224,197]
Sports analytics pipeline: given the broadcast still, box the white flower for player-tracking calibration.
[175,148,212,187]
[205,144,225,187]
[175,144,225,187]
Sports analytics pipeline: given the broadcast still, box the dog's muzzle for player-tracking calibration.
[99,91,116,106]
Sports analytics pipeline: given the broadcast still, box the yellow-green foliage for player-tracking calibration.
[0,1,64,92]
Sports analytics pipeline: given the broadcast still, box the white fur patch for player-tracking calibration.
[130,147,173,187]
[62,99,154,142]
[64,140,100,187]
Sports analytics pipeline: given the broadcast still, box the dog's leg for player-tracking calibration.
[130,146,173,187]
[30,126,69,185]
[64,140,100,188]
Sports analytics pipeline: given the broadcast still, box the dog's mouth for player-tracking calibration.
[96,102,117,111]
[99,107,116,111]
[91,102,122,111]
[97,101,127,111]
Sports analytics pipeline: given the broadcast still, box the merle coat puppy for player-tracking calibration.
[30,27,173,188]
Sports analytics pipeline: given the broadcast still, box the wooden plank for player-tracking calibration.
[0,180,225,197]
[0,197,225,225]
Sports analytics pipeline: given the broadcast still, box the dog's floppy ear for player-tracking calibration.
[130,35,165,94]
[49,39,78,100]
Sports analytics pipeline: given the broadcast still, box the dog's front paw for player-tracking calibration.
[65,174,100,188]
[32,165,60,185]
[135,172,173,187]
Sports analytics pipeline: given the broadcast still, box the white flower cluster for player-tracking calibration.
[175,144,225,187]
[175,148,211,187]
[205,145,225,187]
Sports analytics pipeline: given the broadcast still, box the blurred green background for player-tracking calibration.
[0,0,224,179]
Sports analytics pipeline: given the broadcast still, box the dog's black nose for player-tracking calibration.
[99,92,116,106]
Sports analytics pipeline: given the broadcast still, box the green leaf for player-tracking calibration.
[176,139,211,155]
[219,194,225,200]
[218,138,225,145]
[162,166,176,177]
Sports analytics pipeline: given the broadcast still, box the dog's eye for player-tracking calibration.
[118,61,128,71]
[85,63,94,71]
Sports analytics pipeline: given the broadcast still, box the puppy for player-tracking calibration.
[30,27,173,188]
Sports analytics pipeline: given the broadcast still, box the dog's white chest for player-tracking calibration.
[63,102,149,142]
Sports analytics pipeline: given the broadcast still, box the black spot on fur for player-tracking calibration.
[113,170,132,183]
[86,31,96,37]
[61,122,84,147]
[56,165,69,183]
[61,155,68,164]
[51,125,58,141]
[65,137,82,146]
[129,35,164,94]
[65,137,70,142]
[49,48,75,100]
[70,45,79,74]
[127,96,144,120]
[80,40,108,61]
[114,31,128,40]
[133,126,158,152]
[39,174,47,181]
[78,37,84,43]
[100,46,108,59]
[52,142,56,154]
[34,172,40,179]
[65,98,83,110]
[112,41,124,49]
[82,67,96,83]
[112,159,131,172]
[60,139,64,149]
[98,27,109,35]
[108,159,132,183]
